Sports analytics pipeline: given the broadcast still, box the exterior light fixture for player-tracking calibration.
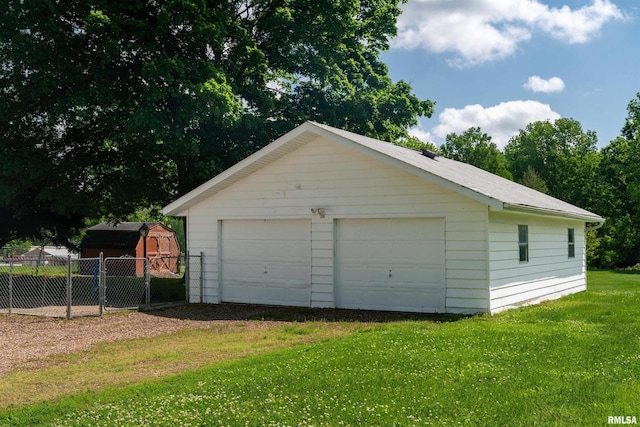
[311,208,326,218]
[139,223,150,260]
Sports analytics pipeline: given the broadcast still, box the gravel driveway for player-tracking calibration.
[0,303,454,378]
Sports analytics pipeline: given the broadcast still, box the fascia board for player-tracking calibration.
[500,204,605,223]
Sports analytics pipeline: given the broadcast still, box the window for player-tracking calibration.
[568,228,575,258]
[518,225,529,262]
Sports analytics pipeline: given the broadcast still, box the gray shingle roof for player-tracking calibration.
[163,121,604,223]
[88,222,159,232]
[81,222,161,250]
[311,122,603,222]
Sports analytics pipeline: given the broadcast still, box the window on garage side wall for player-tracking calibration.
[518,225,529,263]
[568,228,575,258]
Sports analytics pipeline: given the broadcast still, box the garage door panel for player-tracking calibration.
[223,242,262,259]
[365,243,391,260]
[221,219,311,306]
[392,290,443,312]
[267,264,310,282]
[224,240,309,261]
[340,267,390,284]
[275,242,310,260]
[340,287,389,309]
[222,283,310,306]
[390,243,431,259]
[222,263,265,280]
[336,218,446,313]
[391,267,444,284]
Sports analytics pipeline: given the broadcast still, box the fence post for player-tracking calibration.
[8,261,12,316]
[66,255,72,320]
[200,251,204,303]
[145,258,151,309]
[99,252,104,316]
[184,251,190,303]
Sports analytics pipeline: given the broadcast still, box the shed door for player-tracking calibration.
[221,219,311,306]
[335,218,446,312]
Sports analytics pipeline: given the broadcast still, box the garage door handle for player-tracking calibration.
[388,269,392,278]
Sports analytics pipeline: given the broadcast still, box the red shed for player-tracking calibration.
[80,222,180,275]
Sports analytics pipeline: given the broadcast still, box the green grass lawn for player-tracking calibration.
[2,270,640,426]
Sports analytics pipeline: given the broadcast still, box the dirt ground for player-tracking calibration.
[0,303,457,378]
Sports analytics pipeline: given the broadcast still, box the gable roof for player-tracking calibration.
[80,222,167,250]
[22,246,78,258]
[163,121,604,223]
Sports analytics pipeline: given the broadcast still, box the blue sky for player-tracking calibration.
[380,0,639,149]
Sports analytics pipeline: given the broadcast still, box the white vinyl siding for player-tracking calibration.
[488,211,586,313]
[184,136,489,312]
[183,214,217,303]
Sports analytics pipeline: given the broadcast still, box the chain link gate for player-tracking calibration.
[103,257,150,311]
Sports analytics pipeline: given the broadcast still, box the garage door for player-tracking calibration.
[335,218,445,312]
[221,219,311,306]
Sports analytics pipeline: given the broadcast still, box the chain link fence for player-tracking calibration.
[0,252,201,318]
[184,252,204,303]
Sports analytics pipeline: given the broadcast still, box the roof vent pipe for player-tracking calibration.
[420,148,438,159]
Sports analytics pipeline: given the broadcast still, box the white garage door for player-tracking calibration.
[221,219,311,306]
[335,218,446,312]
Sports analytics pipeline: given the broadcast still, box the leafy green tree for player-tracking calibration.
[594,93,640,267]
[439,127,512,179]
[0,0,433,246]
[504,118,601,212]
[520,165,548,194]
[622,93,640,141]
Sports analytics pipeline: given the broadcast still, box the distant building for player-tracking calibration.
[21,246,79,266]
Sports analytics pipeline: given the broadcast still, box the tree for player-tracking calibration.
[0,0,433,246]
[594,93,640,267]
[439,127,512,179]
[504,118,601,212]
[520,165,548,194]
[1,1,241,245]
[622,92,640,141]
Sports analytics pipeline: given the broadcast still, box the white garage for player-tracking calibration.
[220,219,311,306]
[335,218,445,312]
[163,121,604,314]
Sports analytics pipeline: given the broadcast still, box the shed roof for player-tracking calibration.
[162,121,604,223]
[81,222,163,250]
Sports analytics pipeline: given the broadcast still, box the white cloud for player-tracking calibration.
[408,124,434,143]
[432,100,562,148]
[394,0,624,67]
[523,75,565,93]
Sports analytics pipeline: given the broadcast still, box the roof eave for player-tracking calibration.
[501,203,605,224]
